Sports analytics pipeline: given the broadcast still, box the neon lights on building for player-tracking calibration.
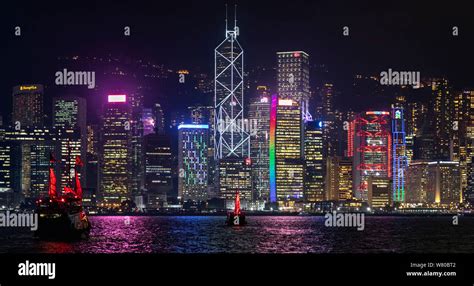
[177,124,209,130]
[392,106,408,202]
[108,94,127,103]
[269,95,278,203]
[353,111,391,202]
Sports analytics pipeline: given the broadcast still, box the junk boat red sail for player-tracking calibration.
[226,192,246,226]
[35,153,91,240]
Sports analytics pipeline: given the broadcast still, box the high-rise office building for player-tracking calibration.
[144,133,173,209]
[325,156,353,201]
[352,111,392,202]
[249,89,270,201]
[130,92,145,194]
[99,94,132,208]
[277,51,311,121]
[178,124,209,202]
[214,13,250,202]
[269,96,304,208]
[152,103,165,135]
[12,84,44,128]
[86,124,99,200]
[433,79,452,160]
[392,105,408,203]
[53,96,87,190]
[0,143,12,192]
[304,120,324,203]
[218,157,252,205]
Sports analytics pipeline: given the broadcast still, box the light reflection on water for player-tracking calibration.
[0,216,473,253]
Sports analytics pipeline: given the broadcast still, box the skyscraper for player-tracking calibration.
[277,51,311,121]
[178,124,209,202]
[352,111,391,202]
[270,96,304,209]
[152,103,165,135]
[12,84,44,128]
[144,133,173,209]
[53,96,87,190]
[99,94,132,209]
[433,79,452,160]
[392,105,408,203]
[214,10,250,201]
[304,120,324,203]
[249,88,270,201]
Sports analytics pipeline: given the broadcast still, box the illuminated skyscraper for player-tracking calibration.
[249,87,270,201]
[99,94,132,208]
[145,133,173,208]
[152,103,165,135]
[270,96,304,208]
[433,79,452,160]
[53,96,87,190]
[130,92,145,194]
[12,84,44,128]
[352,111,391,202]
[0,143,12,193]
[277,51,311,121]
[304,120,324,203]
[178,124,209,201]
[214,9,250,201]
[214,10,249,160]
[392,105,407,203]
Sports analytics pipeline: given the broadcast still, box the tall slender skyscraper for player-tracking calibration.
[392,105,408,203]
[304,120,324,203]
[249,87,271,201]
[214,8,250,201]
[99,94,132,208]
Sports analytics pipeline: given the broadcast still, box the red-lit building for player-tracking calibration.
[350,111,391,202]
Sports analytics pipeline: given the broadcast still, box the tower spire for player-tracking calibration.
[225,4,228,32]
[234,4,237,29]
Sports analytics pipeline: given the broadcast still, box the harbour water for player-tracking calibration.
[0,216,473,253]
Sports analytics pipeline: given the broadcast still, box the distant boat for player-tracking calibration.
[35,153,91,240]
[226,192,246,226]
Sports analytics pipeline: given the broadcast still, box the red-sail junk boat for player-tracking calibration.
[226,192,246,226]
[35,153,91,240]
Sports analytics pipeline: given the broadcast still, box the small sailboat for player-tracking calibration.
[226,192,246,226]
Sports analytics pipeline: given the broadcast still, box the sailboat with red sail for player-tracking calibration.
[35,153,91,240]
[226,192,246,226]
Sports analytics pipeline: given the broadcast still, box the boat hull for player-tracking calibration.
[35,210,91,240]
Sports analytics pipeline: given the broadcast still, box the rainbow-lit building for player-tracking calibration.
[269,95,304,209]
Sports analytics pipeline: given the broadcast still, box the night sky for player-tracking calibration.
[2,0,474,116]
